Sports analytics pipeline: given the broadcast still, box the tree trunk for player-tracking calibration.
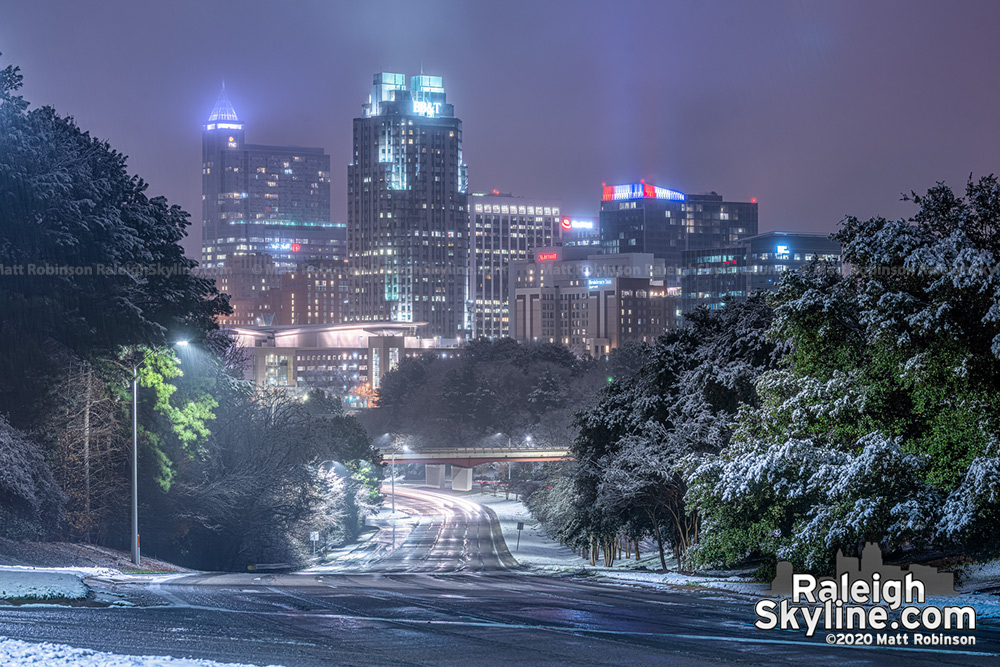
[83,365,93,543]
[589,534,596,566]
[652,521,667,571]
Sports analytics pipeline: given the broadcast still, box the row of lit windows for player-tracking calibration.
[473,204,558,215]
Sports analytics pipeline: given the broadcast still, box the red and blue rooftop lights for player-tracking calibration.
[602,182,685,202]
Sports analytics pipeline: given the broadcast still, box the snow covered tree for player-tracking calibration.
[692,176,1000,575]
[554,296,780,570]
[370,339,599,449]
[688,369,940,575]
[0,54,229,426]
[0,416,64,539]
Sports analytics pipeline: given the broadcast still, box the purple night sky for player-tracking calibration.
[2,0,998,259]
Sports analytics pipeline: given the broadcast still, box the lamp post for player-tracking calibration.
[384,438,409,550]
[389,440,410,515]
[501,434,531,500]
[130,341,188,566]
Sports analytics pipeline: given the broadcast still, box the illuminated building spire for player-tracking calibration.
[208,82,240,123]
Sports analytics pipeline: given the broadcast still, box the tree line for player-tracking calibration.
[527,176,1000,577]
[0,55,378,570]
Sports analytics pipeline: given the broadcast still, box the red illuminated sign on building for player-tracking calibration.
[560,217,572,231]
[291,243,301,252]
[537,252,558,261]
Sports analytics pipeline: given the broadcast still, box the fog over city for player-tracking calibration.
[2,2,1000,666]
[4,0,1000,259]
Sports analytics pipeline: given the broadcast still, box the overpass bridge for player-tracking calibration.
[378,447,573,491]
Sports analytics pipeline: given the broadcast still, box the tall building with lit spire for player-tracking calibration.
[346,73,469,339]
[201,84,341,275]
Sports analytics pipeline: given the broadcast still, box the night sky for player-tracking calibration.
[2,0,998,259]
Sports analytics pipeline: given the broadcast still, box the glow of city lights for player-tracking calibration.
[601,183,685,202]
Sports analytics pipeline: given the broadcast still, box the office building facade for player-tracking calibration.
[201,85,339,273]
[681,231,843,312]
[599,183,758,285]
[468,192,562,339]
[228,322,461,407]
[277,260,349,326]
[347,73,469,339]
[508,246,678,357]
[215,253,280,327]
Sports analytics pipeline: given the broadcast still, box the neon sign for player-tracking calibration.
[561,217,594,231]
[412,100,442,117]
[601,183,685,202]
[588,278,613,289]
[537,252,558,261]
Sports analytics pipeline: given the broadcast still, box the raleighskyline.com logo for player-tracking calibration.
[755,543,978,648]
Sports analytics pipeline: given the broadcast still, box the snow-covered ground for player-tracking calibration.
[471,492,588,569]
[0,567,90,601]
[470,490,764,595]
[959,559,1000,591]
[465,490,1000,611]
[310,504,420,570]
[0,637,284,666]
[0,565,190,603]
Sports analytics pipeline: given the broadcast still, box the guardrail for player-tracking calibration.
[247,563,293,572]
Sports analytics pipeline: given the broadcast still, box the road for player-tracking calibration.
[311,486,517,573]
[0,486,997,666]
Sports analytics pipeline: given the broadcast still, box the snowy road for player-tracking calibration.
[0,486,998,666]
[310,486,517,574]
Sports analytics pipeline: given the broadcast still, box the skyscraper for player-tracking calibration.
[468,192,561,339]
[201,85,340,274]
[599,183,758,285]
[347,73,469,339]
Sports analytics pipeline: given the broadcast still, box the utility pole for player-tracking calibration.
[130,341,188,567]
[132,363,139,566]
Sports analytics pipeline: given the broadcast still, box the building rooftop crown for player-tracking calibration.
[208,82,240,123]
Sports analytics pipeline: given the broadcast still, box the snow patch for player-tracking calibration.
[0,637,285,666]
[0,570,87,600]
[472,493,587,568]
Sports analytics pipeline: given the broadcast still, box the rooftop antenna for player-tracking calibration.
[420,60,424,75]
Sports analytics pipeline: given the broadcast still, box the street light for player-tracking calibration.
[389,440,410,515]
[130,341,188,566]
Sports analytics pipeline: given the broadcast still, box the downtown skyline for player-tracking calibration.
[2,0,1000,261]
